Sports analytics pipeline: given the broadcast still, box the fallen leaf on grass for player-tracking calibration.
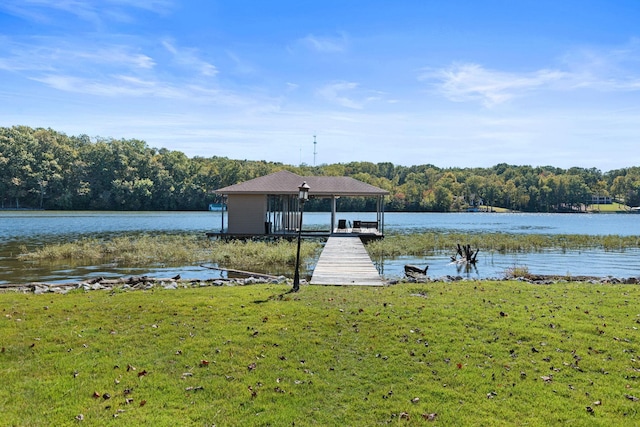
[139,400,147,407]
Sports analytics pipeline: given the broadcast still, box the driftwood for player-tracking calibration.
[404,264,429,277]
[199,264,279,280]
[451,244,479,264]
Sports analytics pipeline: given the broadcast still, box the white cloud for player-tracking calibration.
[30,73,266,106]
[108,0,173,14]
[0,37,154,72]
[298,33,348,53]
[423,63,566,107]
[31,74,174,97]
[78,47,156,69]
[560,39,640,91]
[0,34,229,101]
[162,39,218,77]
[225,51,255,75]
[425,40,640,107]
[0,0,172,25]
[316,81,363,109]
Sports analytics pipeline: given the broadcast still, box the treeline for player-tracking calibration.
[2,125,640,212]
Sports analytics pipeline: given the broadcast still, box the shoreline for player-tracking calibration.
[2,273,639,294]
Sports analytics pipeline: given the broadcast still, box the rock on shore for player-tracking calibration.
[0,275,290,294]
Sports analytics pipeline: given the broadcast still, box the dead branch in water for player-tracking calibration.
[451,243,479,264]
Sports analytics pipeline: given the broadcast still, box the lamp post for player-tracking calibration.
[293,181,310,292]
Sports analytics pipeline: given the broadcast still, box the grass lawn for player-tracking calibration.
[2,282,640,426]
[589,203,630,213]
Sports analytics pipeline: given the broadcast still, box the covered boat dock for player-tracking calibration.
[210,170,389,240]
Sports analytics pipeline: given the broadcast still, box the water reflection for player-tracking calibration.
[377,247,640,280]
[455,261,479,277]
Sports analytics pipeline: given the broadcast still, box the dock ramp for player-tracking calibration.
[310,236,384,286]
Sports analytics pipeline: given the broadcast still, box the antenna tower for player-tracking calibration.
[313,135,317,166]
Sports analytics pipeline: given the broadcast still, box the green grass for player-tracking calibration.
[478,205,511,213]
[588,203,630,213]
[2,282,640,426]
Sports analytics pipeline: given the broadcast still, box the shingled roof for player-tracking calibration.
[214,170,389,197]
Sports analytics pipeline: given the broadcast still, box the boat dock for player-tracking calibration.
[310,236,385,286]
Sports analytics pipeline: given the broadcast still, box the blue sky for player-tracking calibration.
[1,1,640,171]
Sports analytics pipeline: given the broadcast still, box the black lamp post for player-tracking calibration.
[293,181,310,292]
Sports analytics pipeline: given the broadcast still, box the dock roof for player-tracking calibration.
[214,170,389,197]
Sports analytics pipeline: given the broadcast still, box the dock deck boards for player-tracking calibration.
[310,235,385,286]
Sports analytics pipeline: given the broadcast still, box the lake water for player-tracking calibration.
[1,211,639,284]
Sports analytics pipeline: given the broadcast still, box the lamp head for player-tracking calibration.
[298,181,310,201]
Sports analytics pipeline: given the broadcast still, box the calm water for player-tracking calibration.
[1,211,639,284]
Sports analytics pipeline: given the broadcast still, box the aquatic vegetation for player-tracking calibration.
[366,232,640,257]
[19,233,322,269]
[503,265,531,279]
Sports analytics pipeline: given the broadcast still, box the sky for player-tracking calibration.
[1,1,640,171]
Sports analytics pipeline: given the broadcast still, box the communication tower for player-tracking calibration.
[313,135,317,166]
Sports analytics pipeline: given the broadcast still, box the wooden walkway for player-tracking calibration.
[310,236,385,286]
